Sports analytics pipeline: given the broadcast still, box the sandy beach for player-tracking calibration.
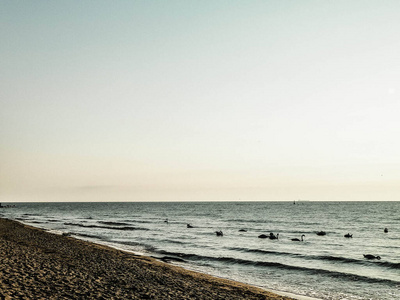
[0,218,293,299]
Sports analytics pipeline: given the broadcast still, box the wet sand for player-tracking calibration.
[0,218,294,299]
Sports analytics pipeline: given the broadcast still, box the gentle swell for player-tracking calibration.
[228,247,400,269]
[157,250,399,285]
[115,240,157,252]
[377,261,400,270]
[98,221,131,226]
[123,219,153,224]
[228,246,295,257]
[73,232,104,239]
[64,222,148,231]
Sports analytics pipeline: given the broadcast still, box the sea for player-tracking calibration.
[1,201,399,300]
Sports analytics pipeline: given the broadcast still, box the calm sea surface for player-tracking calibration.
[1,201,399,300]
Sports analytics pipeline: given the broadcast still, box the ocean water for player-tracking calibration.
[1,201,399,300]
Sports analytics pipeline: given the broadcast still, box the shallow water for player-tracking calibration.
[1,201,399,300]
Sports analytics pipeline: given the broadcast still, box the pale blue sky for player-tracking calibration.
[1,1,400,201]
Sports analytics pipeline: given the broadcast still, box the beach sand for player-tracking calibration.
[0,218,294,299]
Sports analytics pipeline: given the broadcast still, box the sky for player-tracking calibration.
[1,1,400,202]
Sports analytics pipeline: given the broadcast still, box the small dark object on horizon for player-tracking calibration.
[0,203,16,208]
[344,233,353,238]
[316,231,326,236]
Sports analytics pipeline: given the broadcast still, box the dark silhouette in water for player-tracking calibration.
[238,229,247,232]
[316,231,326,236]
[269,233,279,240]
[215,230,223,236]
[258,234,268,238]
[159,256,186,263]
[187,224,194,228]
[164,218,168,224]
[344,233,353,238]
[363,254,381,260]
[291,234,305,241]
[384,228,388,233]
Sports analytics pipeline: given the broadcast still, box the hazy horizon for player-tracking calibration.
[1,1,400,202]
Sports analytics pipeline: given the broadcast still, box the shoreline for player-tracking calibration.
[0,217,295,299]
[106,246,320,300]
